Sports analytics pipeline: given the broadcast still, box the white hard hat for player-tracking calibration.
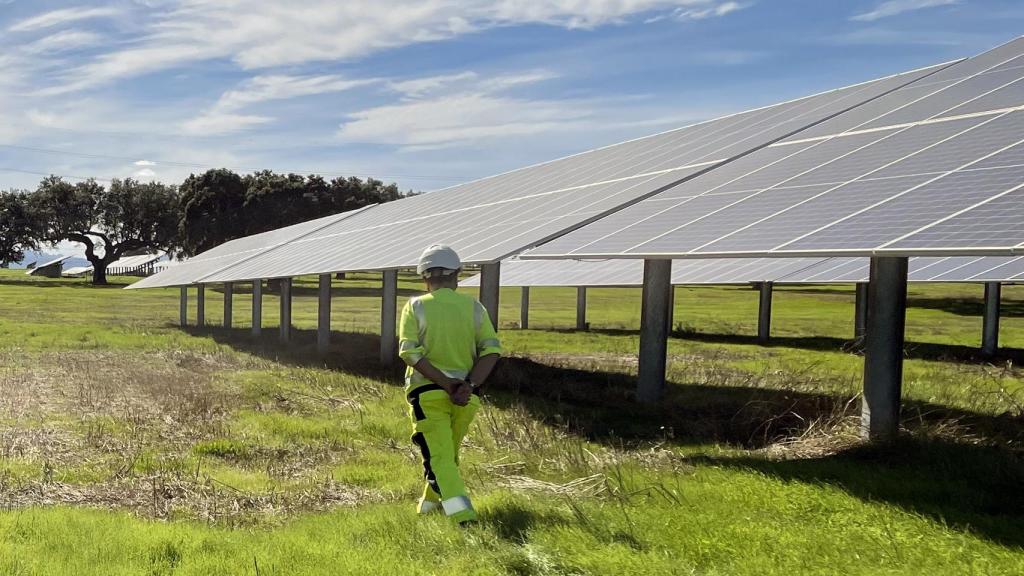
[417,244,461,276]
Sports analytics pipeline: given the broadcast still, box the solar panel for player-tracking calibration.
[26,255,71,276]
[127,209,368,289]
[107,253,163,272]
[524,37,1024,261]
[461,255,1024,287]
[190,63,948,285]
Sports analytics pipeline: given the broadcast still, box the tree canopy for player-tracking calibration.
[10,168,409,283]
[0,190,36,266]
[178,169,404,257]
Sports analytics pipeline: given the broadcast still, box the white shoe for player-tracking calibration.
[417,499,442,514]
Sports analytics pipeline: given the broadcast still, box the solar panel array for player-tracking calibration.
[128,208,368,289]
[178,65,945,286]
[526,37,1024,261]
[107,253,163,273]
[461,255,1024,287]
[26,255,71,276]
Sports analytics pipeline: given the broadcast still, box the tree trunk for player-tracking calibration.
[91,262,108,285]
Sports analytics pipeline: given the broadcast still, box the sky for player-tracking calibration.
[0,0,1022,206]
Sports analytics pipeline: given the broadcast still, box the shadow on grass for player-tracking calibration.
[697,438,1024,549]
[906,295,1024,319]
[540,326,1024,365]
[182,325,406,384]
[676,331,1024,365]
[183,323,1024,549]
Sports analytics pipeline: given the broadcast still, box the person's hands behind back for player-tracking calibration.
[449,381,472,406]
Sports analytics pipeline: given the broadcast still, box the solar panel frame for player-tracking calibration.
[460,255,1024,288]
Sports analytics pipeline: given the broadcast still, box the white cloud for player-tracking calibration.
[182,74,378,135]
[828,26,980,46]
[134,160,156,166]
[852,0,958,22]
[213,75,378,112]
[340,70,592,150]
[41,0,749,93]
[23,29,105,54]
[670,1,747,20]
[181,113,271,135]
[8,6,121,32]
[133,167,157,178]
[391,72,479,98]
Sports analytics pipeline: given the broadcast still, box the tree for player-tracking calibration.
[242,170,310,234]
[27,177,180,284]
[0,190,36,266]
[178,169,247,256]
[176,169,408,257]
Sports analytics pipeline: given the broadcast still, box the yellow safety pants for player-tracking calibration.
[407,384,480,523]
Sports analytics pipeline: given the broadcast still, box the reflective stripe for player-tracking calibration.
[399,340,420,352]
[442,495,473,516]
[406,369,468,388]
[478,339,500,350]
[473,302,484,331]
[418,499,441,514]
[411,299,427,341]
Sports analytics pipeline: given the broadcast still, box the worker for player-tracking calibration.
[398,244,501,524]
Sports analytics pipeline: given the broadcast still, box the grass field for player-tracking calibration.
[0,268,1021,575]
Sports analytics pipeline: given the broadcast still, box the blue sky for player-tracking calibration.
[0,0,1022,199]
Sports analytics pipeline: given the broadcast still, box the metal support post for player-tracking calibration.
[252,280,263,337]
[479,262,501,329]
[667,285,676,333]
[196,285,205,328]
[223,282,233,328]
[279,278,292,344]
[982,282,1001,357]
[380,270,398,365]
[757,281,773,344]
[638,259,672,403]
[576,287,588,331]
[318,274,332,355]
[520,287,530,330]
[862,257,908,441]
[179,287,188,327]
[855,282,869,339]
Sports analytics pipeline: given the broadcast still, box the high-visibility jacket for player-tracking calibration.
[398,288,502,391]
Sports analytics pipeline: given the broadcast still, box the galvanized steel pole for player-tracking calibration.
[179,287,188,327]
[862,257,908,441]
[854,282,868,340]
[223,282,233,328]
[380,270,398,365]
[520,286,530,330]
[667,285,676,333]
[576,287,588,331]
[318,273,332,356]
[757,281,773,345]
[279,278,292,344]
[196,285,205,328]
[638,259,672,403]
[251,280,263,338]
[982,282,1001,357]
[479,262,501,329]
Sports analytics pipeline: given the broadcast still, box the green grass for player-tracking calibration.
[0,269,1020,575]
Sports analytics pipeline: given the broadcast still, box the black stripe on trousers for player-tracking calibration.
[411,432,441,497]
[407,383,445,422]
